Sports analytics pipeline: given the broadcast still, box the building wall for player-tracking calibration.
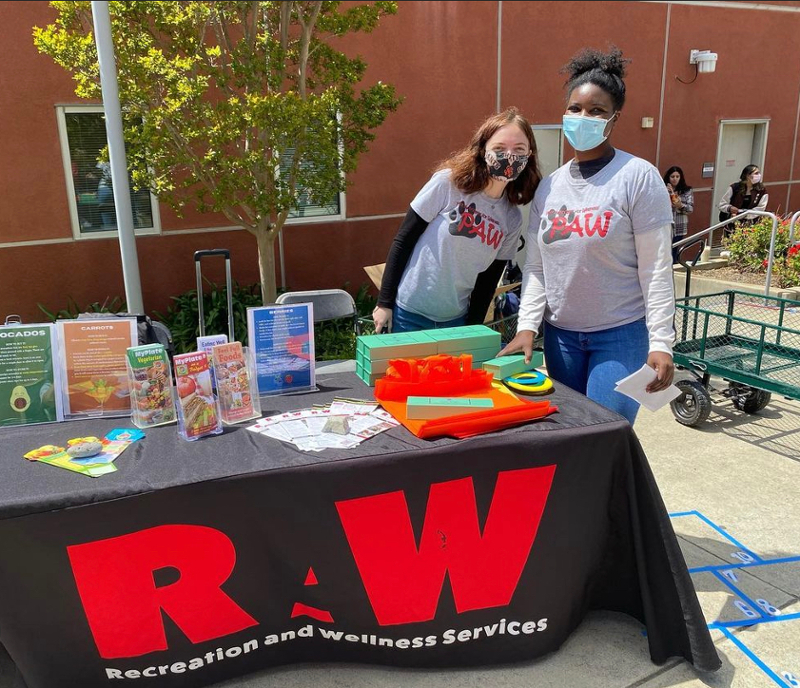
[2,1,800,321]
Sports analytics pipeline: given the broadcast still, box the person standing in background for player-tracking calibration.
[663,166,694,264]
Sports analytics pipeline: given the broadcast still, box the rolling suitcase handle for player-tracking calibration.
[194,249,234,341]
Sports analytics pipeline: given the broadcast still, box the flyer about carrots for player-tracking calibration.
[56,319,138,417]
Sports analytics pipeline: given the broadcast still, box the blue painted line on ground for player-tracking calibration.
[713,625,791,687]
[714,611,800,628]
[691,511,764,561]
[711,570,768,622]
[669,510,763,561]
[689,555,800,574]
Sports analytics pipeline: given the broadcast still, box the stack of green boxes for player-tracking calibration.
[355,325,501,386]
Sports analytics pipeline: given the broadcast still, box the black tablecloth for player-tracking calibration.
[0,372,720,688]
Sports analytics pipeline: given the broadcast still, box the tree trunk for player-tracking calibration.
[255,223,277,305]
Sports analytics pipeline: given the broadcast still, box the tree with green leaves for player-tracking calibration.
[35,1,401,303]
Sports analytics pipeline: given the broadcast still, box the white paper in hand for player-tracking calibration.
[614,364,681,412]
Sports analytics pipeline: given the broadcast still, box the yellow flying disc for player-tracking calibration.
[503,371,553,395]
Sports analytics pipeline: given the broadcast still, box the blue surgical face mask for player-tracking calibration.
[562,113,616,151]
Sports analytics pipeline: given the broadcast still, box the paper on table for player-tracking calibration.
[280,419,318,439]
[330,399,378,415]
[370,408,400,426]
[614,364,682,412]
[348,415,394,439]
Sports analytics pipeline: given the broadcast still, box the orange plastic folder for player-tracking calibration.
[374,355,557,439]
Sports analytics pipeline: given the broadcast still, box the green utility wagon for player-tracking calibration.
[670,290,800,426]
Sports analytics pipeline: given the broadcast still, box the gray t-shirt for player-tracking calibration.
[396,170,523,321]
[530,150,673,331]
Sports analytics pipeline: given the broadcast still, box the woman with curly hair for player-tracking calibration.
[372,108,541,334]
[500,47,675,424]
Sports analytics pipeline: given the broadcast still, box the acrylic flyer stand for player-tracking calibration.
[125,344,177,429]
[211,342,261,425]
[246,304,316,397]
[0,322,64,427]
[55,318,138,420]
[173,351,223,441]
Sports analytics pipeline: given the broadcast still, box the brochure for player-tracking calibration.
[174,351,222,441]
[0,323,63,427]
[212,342,261,424]
[126,344,177,428]
[247,304,315,396]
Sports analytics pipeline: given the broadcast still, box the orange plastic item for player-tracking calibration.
[417,399,558,439]
[375,354,493,401]
[374,354,558,439]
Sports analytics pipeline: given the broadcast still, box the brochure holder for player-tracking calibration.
[212,342,261,425]
[55,318,138,420]
[126,344,178,428]
[246,304,316,397]
[0,322,64,427]
[173,351,223,441]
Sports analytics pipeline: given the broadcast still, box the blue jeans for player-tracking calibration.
[391,305,467,333]
[543,318,649,425]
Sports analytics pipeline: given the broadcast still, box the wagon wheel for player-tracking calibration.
[671,379,712,427]
[728,383,771,414]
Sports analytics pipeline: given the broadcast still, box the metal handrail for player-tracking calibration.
[672,211,779,296]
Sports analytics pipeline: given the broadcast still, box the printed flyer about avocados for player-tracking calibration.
[0,323,63,427]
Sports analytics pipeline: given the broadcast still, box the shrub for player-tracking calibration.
[154,281,262,354]
[158,281,379,359]
[775,244,800,289]
[313,283,377,361]
[723,216,791,274]
[38,296,126,321]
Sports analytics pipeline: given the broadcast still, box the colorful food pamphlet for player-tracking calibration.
[126,344,177,428]
[23,432,134,478]
[173,351,222,441]
[212,342,260,424]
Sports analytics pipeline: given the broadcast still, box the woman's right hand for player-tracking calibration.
[372,306,392,334]
[498,330,535,364]
[729,206,740,216]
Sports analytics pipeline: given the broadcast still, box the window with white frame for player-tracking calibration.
[280,148,344,221]
[57,106,160,238]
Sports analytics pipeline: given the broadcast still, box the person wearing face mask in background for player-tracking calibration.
[372,108,541,334]
[663,166,694,264]
[499,47,675,425]
[718,164,768,239]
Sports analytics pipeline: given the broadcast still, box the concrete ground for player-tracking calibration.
[2,369,798,688]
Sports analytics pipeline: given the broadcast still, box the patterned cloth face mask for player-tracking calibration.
[485,150,529,181]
